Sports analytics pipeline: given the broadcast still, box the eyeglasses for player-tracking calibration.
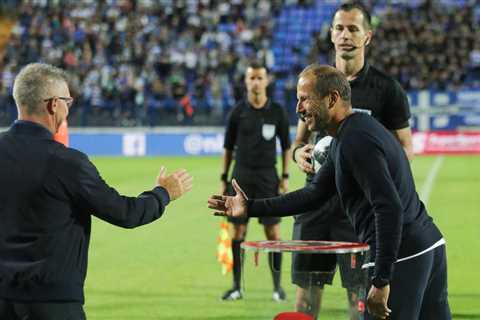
[43,96,74,108]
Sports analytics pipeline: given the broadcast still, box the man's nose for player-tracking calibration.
[296,100,304,114]
[341,29,352,39]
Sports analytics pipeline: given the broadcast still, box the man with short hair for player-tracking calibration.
[209,64,451,320]
[291,3,413,319]
[0,63,193,319]
[219,62,291,301]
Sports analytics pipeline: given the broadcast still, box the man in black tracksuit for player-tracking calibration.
[219,62,291,301]
[0,63,192,319]
[209,64,451,320]
[291,4,413,319]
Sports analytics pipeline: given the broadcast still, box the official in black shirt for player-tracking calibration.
[291,4,413,318]
[219,62,291,301]
[209,64,451,320]
[0,63,193,319]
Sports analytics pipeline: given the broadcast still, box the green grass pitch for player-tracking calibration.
[83,155,480,319]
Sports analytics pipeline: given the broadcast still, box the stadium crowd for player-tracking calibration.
[0,0,479,127]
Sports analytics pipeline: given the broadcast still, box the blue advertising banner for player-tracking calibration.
[70,131,227,156]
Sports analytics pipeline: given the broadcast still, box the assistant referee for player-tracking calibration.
[219,61,291,301]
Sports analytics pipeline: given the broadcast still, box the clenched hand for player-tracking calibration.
[294,144,315,174]
[367,285,391,319]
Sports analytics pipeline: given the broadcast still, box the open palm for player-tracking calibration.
[207,179,248,218]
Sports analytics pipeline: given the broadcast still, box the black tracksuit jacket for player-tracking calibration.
[248,112,443,281]
[0,121,170,303]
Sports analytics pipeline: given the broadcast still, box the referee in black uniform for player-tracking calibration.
[291,3,413,319]
[209,64,451,320]
[220,62,291,301]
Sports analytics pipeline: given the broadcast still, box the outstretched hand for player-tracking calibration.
[208,179,248,218]
[156,166,193,201]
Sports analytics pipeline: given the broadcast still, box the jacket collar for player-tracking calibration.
[349,62,370,85]
[9,120,53,139]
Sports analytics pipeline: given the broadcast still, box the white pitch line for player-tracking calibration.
[420,156,444,205]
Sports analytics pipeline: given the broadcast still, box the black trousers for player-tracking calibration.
[0,299,86,320]
[366,244,451,320]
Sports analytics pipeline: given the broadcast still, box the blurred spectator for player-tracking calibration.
[0,0,277,126]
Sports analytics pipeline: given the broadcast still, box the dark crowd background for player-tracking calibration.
[0,0,478,127]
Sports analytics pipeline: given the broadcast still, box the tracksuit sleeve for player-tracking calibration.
[57,150,170,228]
[342,133,403,281]
[248,153,336,217]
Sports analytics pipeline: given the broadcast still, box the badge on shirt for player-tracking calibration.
[262,124,276,140]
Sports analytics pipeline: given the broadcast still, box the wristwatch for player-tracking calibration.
[371,276,389,289]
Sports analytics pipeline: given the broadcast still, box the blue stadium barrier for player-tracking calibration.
[70,129,228,157]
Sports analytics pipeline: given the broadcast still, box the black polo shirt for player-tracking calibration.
[224,99,291,169]
[349,62,410,130]
[299,62,411,224]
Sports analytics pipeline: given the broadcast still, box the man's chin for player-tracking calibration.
[340,51,356,60]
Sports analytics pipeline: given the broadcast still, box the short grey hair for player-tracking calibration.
[13,63,69,115]
[299,63,351,102]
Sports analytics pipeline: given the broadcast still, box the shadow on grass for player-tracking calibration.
[87,288,218,300]
[450,293,480,299]
[92,317,254,320]
[452,314,480,319]
[86,288,350,319]
[87,286,280,301]
[154,317,255,320]
[88,289,169,298]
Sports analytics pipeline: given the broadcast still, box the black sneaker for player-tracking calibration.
[272,287,287,302]
[221,288,243,301]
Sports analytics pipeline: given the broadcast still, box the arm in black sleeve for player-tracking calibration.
[55,149,170,228]
[277,105,292,151]
[342,133,403,281]
[248,153,336,217]
[382,78,411,130]
[223,107,239,150]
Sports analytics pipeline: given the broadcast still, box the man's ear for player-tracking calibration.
[328,91,339,109]
[364,30,373,47]
[45,98,56,115]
